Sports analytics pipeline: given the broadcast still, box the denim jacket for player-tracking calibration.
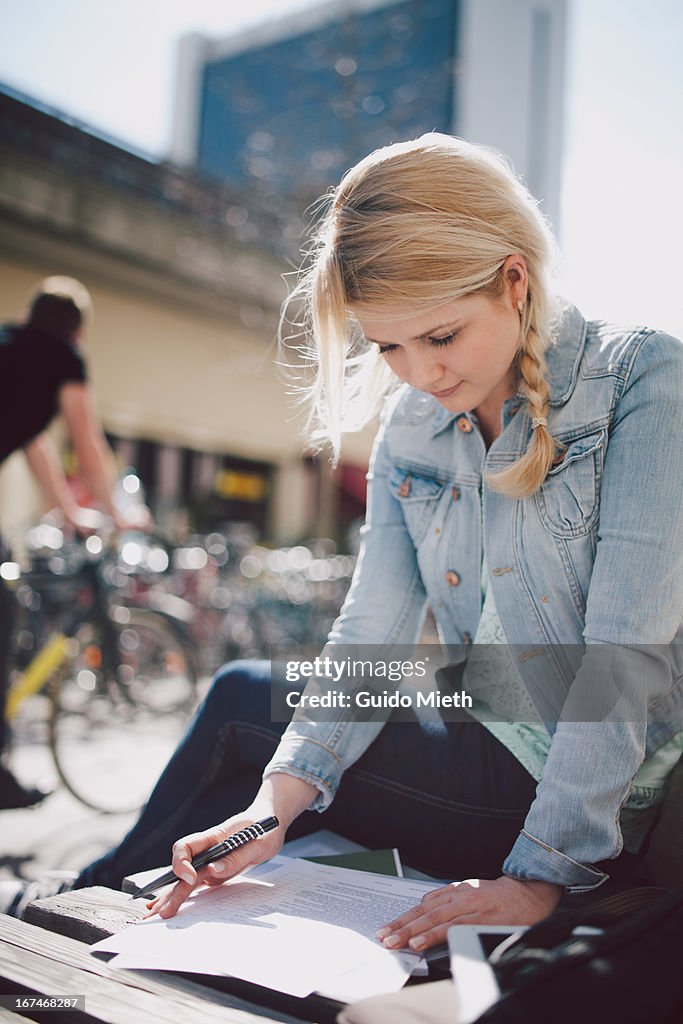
[264,302,683,891]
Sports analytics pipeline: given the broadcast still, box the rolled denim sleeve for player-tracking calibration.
[504,830,608,891]
[505,331,683,890]
[262,397,430,809]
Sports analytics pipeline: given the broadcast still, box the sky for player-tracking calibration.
[0,0,682,339]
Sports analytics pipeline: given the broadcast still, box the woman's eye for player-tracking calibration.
[428,332,458,347]
[374,331,459,354]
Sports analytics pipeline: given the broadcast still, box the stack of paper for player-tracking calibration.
[93,857,441,1002]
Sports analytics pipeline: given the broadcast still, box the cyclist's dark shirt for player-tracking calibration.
[0,323,87,464]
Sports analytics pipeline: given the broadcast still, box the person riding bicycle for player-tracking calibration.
[0,276,149,809]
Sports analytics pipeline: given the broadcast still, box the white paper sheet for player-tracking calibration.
[93,857,438,1000]
[317,950,424,1002]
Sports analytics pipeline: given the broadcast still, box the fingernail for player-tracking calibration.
[376,927,391,939]
[208,863,223,876]
[179,870,194,884]
[409,935,426,951]
[383,934,400,948]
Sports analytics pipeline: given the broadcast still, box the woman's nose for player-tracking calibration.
[406,350,444,392]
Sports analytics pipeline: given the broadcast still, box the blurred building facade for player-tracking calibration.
[0,0,567,548]
[0,88,347,548]
[173,0,567,231]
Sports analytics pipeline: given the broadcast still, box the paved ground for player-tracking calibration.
[2,732,139,885]
[1,782,137,885]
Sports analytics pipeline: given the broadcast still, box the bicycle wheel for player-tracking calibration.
[109,607,198,714]
[48,609,197,813]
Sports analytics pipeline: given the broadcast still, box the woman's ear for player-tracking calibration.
[501,254,529,307]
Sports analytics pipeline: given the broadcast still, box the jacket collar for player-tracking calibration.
[544,301,587,406]
[428,300,587,437]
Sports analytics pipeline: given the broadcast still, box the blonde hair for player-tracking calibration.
[283,133,562,498]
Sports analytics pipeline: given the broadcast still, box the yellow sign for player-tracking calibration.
[214,470,267,502]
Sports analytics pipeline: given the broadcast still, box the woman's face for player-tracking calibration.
[354,286,524,416]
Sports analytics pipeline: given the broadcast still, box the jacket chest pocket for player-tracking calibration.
[388,466,446,543]
[535,430,606,537]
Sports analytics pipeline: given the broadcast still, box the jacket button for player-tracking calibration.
[446,570,460,587]
[451,486,460,501]
[456,416,473,433]
[397,476,412,497]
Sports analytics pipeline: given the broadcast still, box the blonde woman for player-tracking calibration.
[31,136,683,945]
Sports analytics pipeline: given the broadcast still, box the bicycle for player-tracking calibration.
[152,530,357,671]
[4,526,199,814]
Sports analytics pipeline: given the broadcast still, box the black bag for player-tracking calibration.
[478,887,683,1024]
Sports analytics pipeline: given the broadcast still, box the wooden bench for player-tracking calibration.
[0,887,340,1024]
[0,913,306,1024]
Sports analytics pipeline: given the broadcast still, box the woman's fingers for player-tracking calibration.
[377,884,477,951]
[170,830,222,885]
[143,877,196,919]
[376,877,563,952]
[142,831,223,919]
[393,910,478,953]
[142,863,229,919]
[377,881,476,939]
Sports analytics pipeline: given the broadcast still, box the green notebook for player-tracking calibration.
[305,848,403,877]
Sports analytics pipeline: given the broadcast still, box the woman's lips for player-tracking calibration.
[430,382,462,398]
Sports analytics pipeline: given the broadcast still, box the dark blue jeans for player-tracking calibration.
[77,661,538,889]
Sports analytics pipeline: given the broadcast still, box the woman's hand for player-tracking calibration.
[143,810,285,920]
[143,774,319,920]
[377,876,563,952]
